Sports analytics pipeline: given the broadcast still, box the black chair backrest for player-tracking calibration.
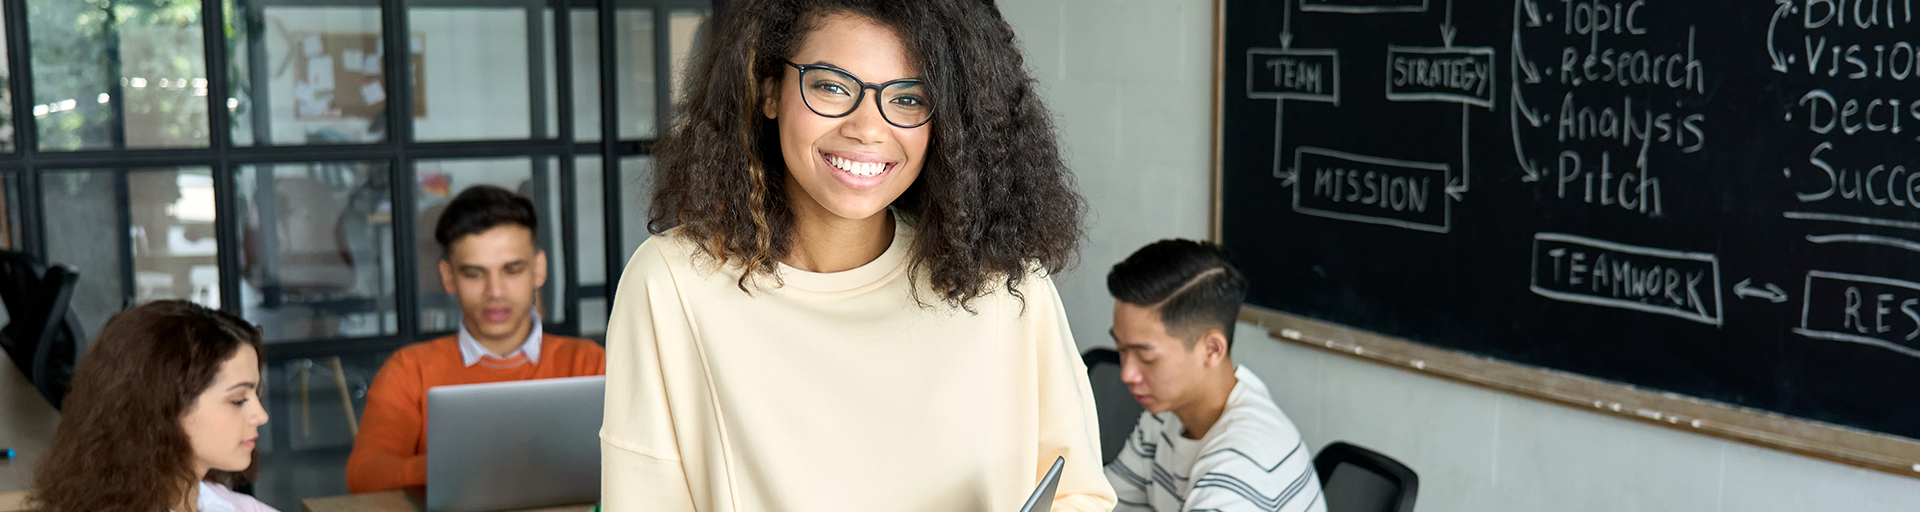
[1082,348,1145,465]
[0,250,49,362]
[0,250,83,409]
[32,266,82,409]
[1314,442,1419,512]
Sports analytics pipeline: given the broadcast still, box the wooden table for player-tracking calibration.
[301,490,593,512]
[0,350,62,511]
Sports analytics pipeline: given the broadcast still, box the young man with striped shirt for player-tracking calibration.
[1104,240,1325,512]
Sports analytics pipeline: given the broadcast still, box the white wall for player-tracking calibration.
[1238,326,1920,512]
[999,0,1218,351]
[997,1,1920,510]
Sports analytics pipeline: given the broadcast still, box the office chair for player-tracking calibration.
[1082,347,1146,465]
[0,250,84,409]
[1313,441,1419,512]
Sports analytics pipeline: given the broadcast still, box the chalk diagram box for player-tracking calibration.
[1530,233,1724,326]
[1292,147,1451,233]
[1384,45,1497,108]
[1301,0,1428,13]
[1795,271,1920,359]
[1247,48,1340,104]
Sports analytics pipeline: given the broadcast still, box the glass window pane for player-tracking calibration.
[251,349,389,511]
[545,9,599,141]
[580,296,607,338]
[613,8,654,140]
[0,18,14,152]
[668,9,707,110]
[30,0,211,151]
[577,156,604,287]
[223,0,249,146]
[409,5,536,142]
[41,171,119,337]
[129,170,222,308]
[44,168,218,338]
[228,4,387,146]
[238,162,398,342]
[619,155,653,262]
[416,157,564,332]
[1,173,18,250]
[537,157,566,323]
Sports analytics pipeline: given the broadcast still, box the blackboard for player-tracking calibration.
[1218,0,1920,450]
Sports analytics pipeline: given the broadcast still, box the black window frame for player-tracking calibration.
[0,0,714,361]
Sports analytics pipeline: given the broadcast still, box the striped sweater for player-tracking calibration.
[1104,366,1326,512]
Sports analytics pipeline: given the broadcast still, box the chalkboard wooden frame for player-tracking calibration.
[1206,0,1920,479]
[1238,306,1920,478]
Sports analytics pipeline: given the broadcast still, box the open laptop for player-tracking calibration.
[1020,456,1066,512]
[419,375,605,512]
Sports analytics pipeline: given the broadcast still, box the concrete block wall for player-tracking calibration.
[999,0,1219,351]
[997,1,1920,510]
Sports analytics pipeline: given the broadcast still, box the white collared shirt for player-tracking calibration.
[456,307,544,367]
[181,481,279,512]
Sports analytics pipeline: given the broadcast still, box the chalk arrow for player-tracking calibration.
[1511,84,1542,128]
[1767,0,1794,72]
[1523,0,1543,27]
[1440,0,1457,47]
[1734,279,1790,303]
[1280,0,1293,49]
[1518,59,1541,84]
[1278,168,1299,188]
[1450,102,1470,200]
[1511,88,1542,182]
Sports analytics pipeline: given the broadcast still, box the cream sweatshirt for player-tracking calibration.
[600,221,1117,512]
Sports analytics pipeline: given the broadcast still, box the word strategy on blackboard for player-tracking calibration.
[1249,0,1491,234]
[1512,0,1708,219]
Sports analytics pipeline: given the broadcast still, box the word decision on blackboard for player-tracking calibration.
[1221,0,1920,441]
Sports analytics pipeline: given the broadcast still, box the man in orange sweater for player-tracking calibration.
[346,185,606,493]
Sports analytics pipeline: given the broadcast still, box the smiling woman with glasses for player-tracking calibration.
[599,0,1110,511]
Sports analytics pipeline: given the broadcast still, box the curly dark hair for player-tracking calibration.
[30,300,264,512]
[649,0,1085,308]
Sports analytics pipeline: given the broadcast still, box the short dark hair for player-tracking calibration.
[1107,239,1249,349]
[434,185,539,255]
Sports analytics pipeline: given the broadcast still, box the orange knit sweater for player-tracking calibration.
[344,334,606,493]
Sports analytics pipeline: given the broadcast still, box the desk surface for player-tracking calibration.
[301,491,593,512]
[0,350,61,496]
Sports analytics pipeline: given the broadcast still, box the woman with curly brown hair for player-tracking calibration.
[30,300,274,512]
[600,0,1113,510]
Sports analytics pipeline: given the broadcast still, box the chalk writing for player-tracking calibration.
[1795,270,1920,359]
[1294,147,1452,233]
[1531,232,1724,325]
[1388,46,1498,107]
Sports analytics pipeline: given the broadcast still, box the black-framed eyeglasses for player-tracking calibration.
[786,61,934,129]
